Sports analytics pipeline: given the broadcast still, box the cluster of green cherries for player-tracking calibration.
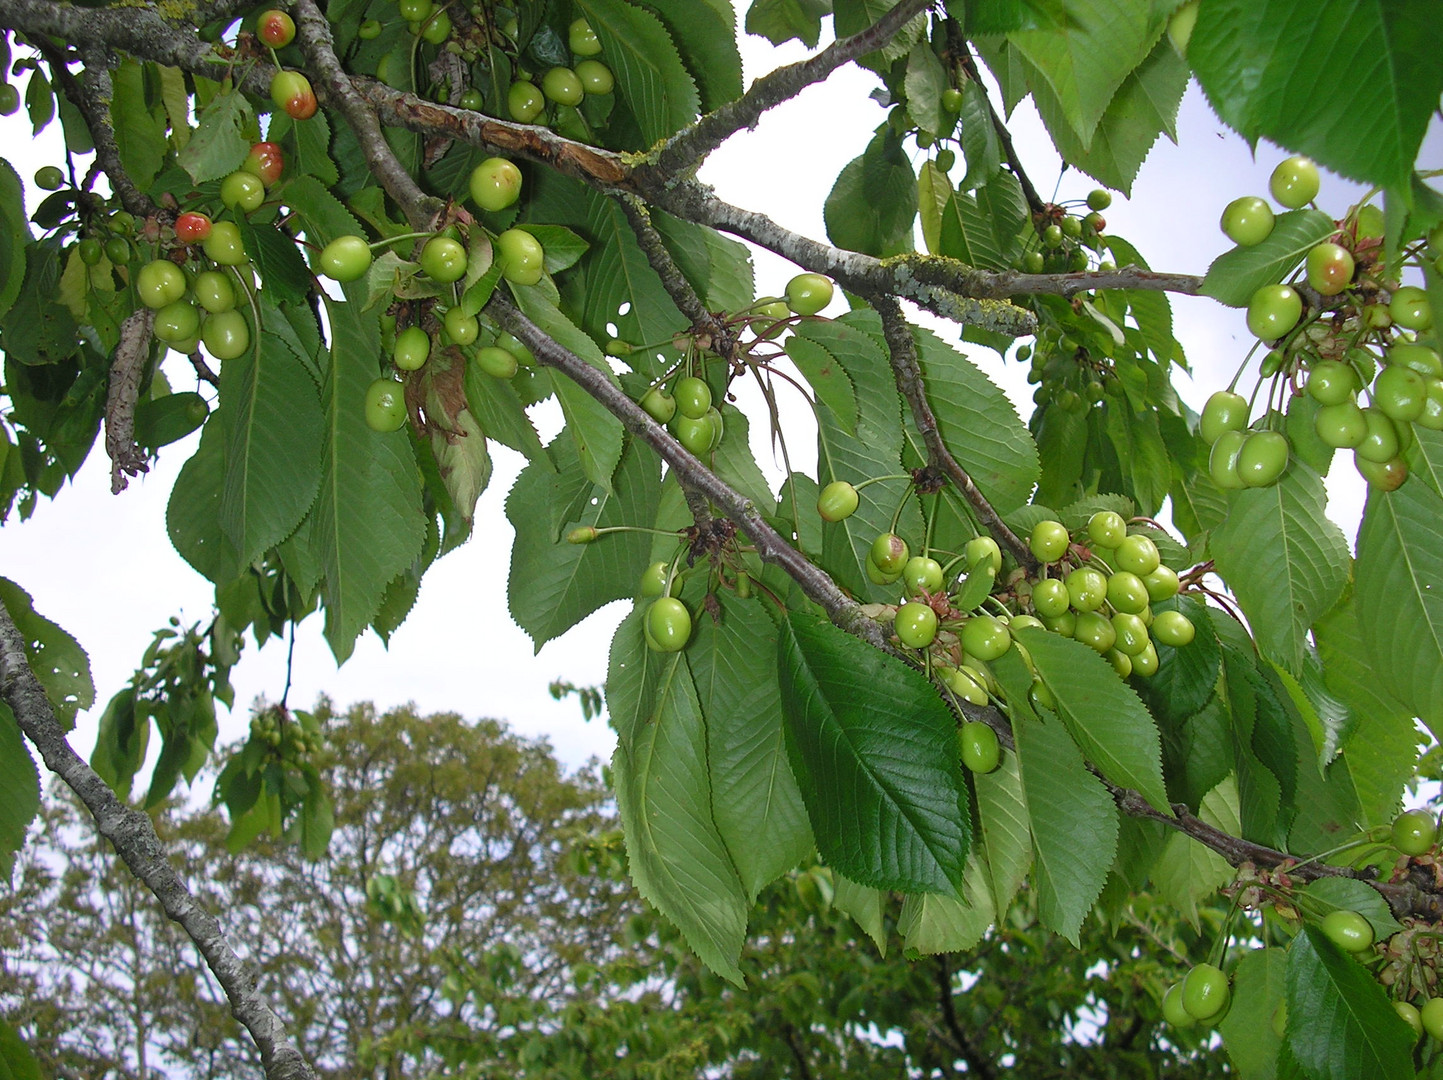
[1164,807,1443,1043]
[633,272,836,457]
[1021,188,1114,275]
[506,18,615,123]
[128,140,288,362]
[309,155,543,432]
[247,707,324,762]
[1206,155,1440,492]
[816,482,1197,771]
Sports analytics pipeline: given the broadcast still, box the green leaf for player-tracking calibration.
[1137,595,1221,725]
[574,0,701,146]
[0,159,30,323]
[689,592,813,900]
[0,703,38,878]
[802,315,921,602]
[607,607,748,985]
[1285,927,1415,1080]
[294,768,334,860]
[912,321,1040,514]
[1151,779,1237,928]
[1188,0,1443,193]
[744,0,832,47]
[904,39,949,138]
[218,308,322,568]
[897,850,994,955]
[830,872,887,955]
[1314,584,1418,827]
[313,295,427,662]
[464,359,547,463]
[1027,35,1188,195]
[778,610,970,894]
[644,0,743,113]
[834,0,925,71]
[0,578,94,730]
[507,435,661,649]
[918,160,952,256]
[711,404,775,512]
[824,132,917,257]
[513,287,625,491]
[652,211,755,313]
[1211,466,1350,675]
[1015,627,1170,810]
[1012,708,1119,945]
[516,224,590,274]
[1007,0,1168,150]
[111,61,165,189]
[177,90,251,184]
[1354,479,1443,739]
[91,686,148,799]
[269,110,340,188]
[1201,210,1336,307]
[524,173,685,376]
[1219,947,1287,1079]
[0,1017,42,1080]
[236,219,313,308]
[786,334,858,436]
[958,78,1004,189]
[939,188,1013,270]
[972,747,1032,916]
[167,418,241,585]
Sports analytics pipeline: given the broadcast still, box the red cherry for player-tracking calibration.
[243,141,284,185]
[174,211,212,243]
[270,70,317,120]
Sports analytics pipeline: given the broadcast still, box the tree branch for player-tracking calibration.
[77,48,163,222]
[104,306,153,493]
[290,0,439,231]
[933,954,997,1080]
[0,601,317,1080]
[0,0,270,100]
[646,0,932,179]
[484,291,888,650]
[872,295,1035,571]
[614,194,733,355]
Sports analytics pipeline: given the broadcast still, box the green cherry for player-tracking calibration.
[817,480,859,522]
[895,601,938,648]
[1269,156,1320,209]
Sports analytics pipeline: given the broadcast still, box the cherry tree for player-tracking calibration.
[0,0,1441,1077]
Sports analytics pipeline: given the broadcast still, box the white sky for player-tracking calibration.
[0,20,1430,781]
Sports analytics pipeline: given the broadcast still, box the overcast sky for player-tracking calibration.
[0,19,1421,779]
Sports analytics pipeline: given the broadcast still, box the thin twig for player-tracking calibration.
[872,296,1034,571]
[0,601,317,1080]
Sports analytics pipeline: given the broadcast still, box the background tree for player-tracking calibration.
[0,1,1440,1078]
[4,699,1234,1078]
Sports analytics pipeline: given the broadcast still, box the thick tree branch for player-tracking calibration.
[290,0,439,231]
[485,292,887,650]
[104,306,153,493]
[0,0,270,99]
[77,49,163,221]
[646,0,932,179]
[0,602,317,1080]
[872,295,1035,571]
